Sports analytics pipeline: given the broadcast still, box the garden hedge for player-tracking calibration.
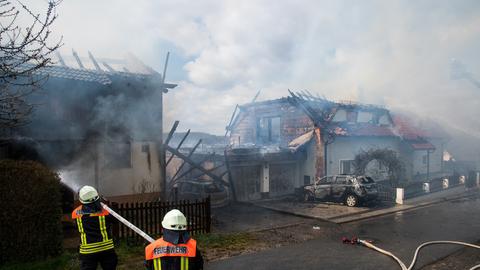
[0,159,63,265]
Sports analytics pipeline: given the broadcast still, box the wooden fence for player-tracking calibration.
[111,197,211,242]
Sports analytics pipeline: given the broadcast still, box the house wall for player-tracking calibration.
[325,136,401,177]
[411,139,444,181]
[230,100,314,147]
[65,141,161,200]
[399,143,414,181]
[300,141,317,185]
[429,138,444,176]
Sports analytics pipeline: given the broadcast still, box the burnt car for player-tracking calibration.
[174,180,230,208]
[303,175,378,207]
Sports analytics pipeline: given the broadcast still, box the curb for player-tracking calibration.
[248,202,332,223]
[250,191,479,225]
[328,192,479,224]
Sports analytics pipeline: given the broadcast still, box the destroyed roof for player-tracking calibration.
[34,65,112,85]
[288,130,314,151]
[33,50,177,88]
[236,92,444,142]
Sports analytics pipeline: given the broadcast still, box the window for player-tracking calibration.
[332,109,347,121]
[357,111,373,123]
[346,111,358,123]
[335,176,348,184]
[304,175,311,185]
[318,176,334,184]
[257,116,281,144]
[355,176,375,184]
[340,160,355,174]
[378,114,391,125]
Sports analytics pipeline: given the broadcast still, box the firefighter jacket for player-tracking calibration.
[72,205,115,254]
[145,237,203,270]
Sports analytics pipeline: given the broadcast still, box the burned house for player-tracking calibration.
[0,51,176,202]
[226,92,445,201]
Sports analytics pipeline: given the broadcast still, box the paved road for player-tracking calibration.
[206,196,480,270]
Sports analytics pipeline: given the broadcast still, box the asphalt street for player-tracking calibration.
[206,196,480,270]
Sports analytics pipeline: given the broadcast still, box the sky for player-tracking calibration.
[27,0,480,140]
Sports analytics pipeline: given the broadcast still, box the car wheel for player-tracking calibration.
[344,194,358,207]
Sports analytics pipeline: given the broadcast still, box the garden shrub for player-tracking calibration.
[0,159,63,265]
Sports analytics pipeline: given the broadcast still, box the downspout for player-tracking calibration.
[324,141,328,176]
[426,150,430,181]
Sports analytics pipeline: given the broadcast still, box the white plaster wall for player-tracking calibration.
[99,141,160,197]
[412,151,428,176]
[300,141,316,184]
[132,142,160,193]
[429,139,444,175]
[412,140,444,179]
[326,137,401,176]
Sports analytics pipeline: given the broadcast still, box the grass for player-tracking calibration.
[196,232,254,250]
[0,252,79,270]
[0,233,256,270]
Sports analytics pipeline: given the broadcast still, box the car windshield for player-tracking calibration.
[316,176,334,184]
[356,177,375,184]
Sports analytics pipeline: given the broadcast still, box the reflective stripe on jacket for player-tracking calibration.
[72,205,114,254]
[145,237,197,270]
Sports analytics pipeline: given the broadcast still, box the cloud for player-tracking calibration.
[27,0,480,144]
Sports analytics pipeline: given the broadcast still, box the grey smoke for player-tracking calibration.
[24,0,480,163]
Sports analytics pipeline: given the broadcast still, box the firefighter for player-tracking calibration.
[145,209,204,270]
[72,185,118,270]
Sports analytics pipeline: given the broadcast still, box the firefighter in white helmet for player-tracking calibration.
[145,209,204,270]
[72,186,117,270]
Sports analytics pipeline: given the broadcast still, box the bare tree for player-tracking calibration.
[0,0,61,131]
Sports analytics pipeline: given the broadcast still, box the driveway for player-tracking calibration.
[253,186,477,223]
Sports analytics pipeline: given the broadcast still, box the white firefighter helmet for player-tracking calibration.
[79,185,99,204]
[162,209,187,230]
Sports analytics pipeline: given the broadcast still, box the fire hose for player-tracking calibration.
[101,202,155,243]
[342,237,480,270]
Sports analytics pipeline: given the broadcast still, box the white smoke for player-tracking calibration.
[26,0,480,160]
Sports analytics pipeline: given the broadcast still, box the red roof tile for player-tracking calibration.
[410,142,435,150]
[392,115,430,140]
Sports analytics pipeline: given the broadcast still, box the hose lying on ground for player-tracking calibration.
[345,237,480,270]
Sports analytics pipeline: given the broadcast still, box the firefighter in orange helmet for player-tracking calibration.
[145,209,203,270]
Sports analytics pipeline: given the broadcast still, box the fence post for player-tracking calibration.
[442,178,449,189]
[459,175,466,185]
[423,183,430,193]
[206,196,211,233]
[396,188,404,205]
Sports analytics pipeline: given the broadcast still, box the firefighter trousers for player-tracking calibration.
[79,249,118,270]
